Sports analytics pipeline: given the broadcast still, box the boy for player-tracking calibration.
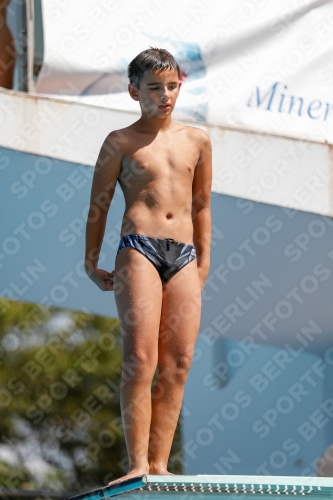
[84,47,212,483]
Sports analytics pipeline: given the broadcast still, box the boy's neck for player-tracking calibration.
[137,114,175,134]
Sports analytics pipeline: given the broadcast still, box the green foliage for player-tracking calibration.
[0,299,124,491]
[0,299,182,493]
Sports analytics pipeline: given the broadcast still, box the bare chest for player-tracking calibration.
[120,135,199,182]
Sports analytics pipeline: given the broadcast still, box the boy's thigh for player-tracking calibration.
[159,259,201,353]
[114,247,163,356]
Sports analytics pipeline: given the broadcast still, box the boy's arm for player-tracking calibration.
[84,131,123,274]
[192,129,212,290]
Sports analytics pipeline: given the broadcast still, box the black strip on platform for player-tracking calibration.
[68,476,147,500]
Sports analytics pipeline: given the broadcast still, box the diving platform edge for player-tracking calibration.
[68,474,333,500]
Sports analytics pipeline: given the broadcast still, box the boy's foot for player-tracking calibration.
[149,471,175,475]
[107,468,149,486]
[148,464,175,475]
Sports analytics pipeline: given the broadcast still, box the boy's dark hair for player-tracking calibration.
[128,46,180,89]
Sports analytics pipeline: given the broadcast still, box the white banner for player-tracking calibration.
[36,0,333,144]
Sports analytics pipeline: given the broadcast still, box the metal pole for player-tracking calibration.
[26,0,34,92]
[16,0,28,91]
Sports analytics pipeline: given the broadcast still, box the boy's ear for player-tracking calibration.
[128,83,139,101]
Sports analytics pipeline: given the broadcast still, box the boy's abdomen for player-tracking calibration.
[120,205,194,245]
[118,135,198,244]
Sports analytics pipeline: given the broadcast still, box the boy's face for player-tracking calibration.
[129,68,182,117]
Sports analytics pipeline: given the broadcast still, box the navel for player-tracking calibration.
[166,212,173,219]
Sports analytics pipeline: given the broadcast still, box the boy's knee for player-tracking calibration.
[122,350,156,381]
[170,354,193,384]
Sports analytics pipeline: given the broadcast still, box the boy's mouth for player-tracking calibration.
[159,104,170,108]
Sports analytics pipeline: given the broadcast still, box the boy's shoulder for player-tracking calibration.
[103,123,211,149]
[105,126,132,140]
[181,124,211,145]
[103,124,143,150]
[102,127,133,155]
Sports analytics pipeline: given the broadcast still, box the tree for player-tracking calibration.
[0,299,182,493]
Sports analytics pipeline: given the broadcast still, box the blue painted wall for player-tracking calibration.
[183,338,329,476]
[0,146,122,316]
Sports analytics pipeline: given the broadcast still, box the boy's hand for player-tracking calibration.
[86,267,114,291]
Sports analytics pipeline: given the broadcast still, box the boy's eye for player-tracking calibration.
[149,86,177,90]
